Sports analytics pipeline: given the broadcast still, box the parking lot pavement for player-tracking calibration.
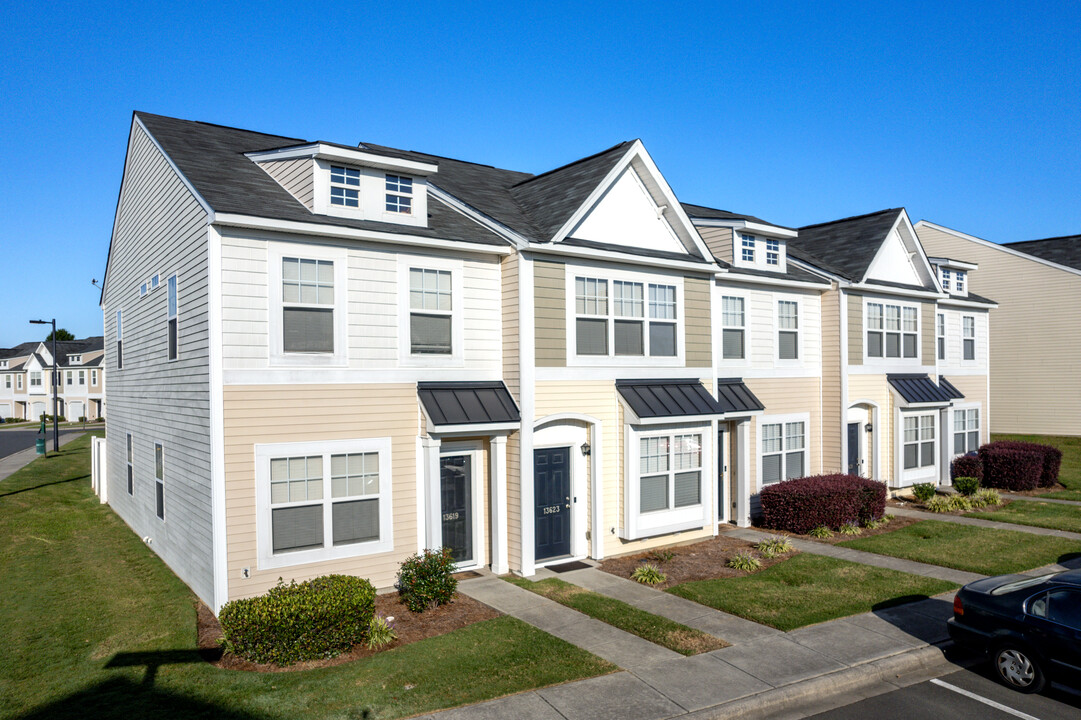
[793,666,1081,720]
[0,427,82,461]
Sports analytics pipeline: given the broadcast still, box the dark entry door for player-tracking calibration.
[847,423,860,476]
[718,427,726,516]
[534,447,571,561]
[440,454,473,563]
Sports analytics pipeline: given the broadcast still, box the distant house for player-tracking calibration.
[915,222,1080,436]
[0,337,105,421]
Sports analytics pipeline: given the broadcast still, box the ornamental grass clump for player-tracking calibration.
[809,525,833,539]
[759,474,886,534]
[727,551,762,572]
[396,547,458,613]
[218,574,376,665]
[864,515,890,530]
[838,521,862,536]
[972,488,1002,508]
[367,614,398,650]
[631,564,666,585]
[756,536,794,558]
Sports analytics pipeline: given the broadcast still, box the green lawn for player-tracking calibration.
[665,554,956,632]
[971,500,1081,534]
[505,577,727,654]
[1,433,613,720]
[992,433,1081,500]
[840,519,1081,575]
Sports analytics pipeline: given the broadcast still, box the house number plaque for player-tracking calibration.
[442,511,459,521]
[542,505,561,515]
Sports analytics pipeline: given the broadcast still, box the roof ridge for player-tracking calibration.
[510,140,634,189]
[134,111,306,145]
[797,207,903,231]
[1003,234,1081,246]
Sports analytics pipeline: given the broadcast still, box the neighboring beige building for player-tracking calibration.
[916,222,1080,436]
[0,337,105,422]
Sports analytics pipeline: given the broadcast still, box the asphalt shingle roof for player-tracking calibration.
[1003,235,1081,271]
[680,203,792,230]
[789,209,903,282]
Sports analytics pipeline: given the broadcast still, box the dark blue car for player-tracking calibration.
[948,569,1081,693]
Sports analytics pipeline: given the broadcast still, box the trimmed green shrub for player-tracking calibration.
[951,454,983,483]
[979,442,1043,491]
[911,483,937,502]
[727,551,762,572]
[986,441,1063,487]
[396,547,457,612]
[954,476,980,496]
[759,473,886,534]
[809,525,833,539]
[756,537,794,558]
[219,574,375,665]
[631,564,666,585]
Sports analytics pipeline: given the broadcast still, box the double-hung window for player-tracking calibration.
[954,408,979,455]
[721,296,745,360]
[330,165,360,207]
[574,276,679,358]
[282,257,335,353]
[941,268,951,291]
[126,433,134,495]
[647,284,677,357]
[741,234,755,262]
[91,370,98,385]
[903,415,935,469]
[154,443,165,520]
[17,375,23,390]
[761,420,806,485]
[66,371,73,385]
[778,301,798,360]
[30,372,41,387]
[575,277,609,355]
[409,268,452,354]
[613,281,644,355]
[937,313,946,360]
[116,310,123,369]
[167,274,178,360]
[867,302,918,359]
[639,433,703,512]
[765,239,779,266]
[4,375,9,389]
[955,272,965,293]
[962,316,976,360]
[79,370,85,385]
[385,175,413,214]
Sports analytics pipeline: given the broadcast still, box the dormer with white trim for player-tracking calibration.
[246,143,438,229]
[681,206,798,274]
[68,354,83,365]
[927,257,977,297]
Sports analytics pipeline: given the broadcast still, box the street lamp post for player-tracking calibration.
[29,319,59,452]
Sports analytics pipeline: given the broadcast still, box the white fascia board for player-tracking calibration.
[915,220,1081,279]
[691,218,799,239]
[927,256,979,271]
[428,422,521,436]
[888,387,952,410]
[862,210,940,291]
[713,271,830,292]
[788,256,844,283]
[527,241,717,274]
[246,143,439,175]
[849,283,945,301]
[939,298,999,310]
[427,185,530,248]
[625,411,725,426]
[212,213,512,256]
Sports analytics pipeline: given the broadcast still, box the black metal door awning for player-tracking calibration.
[418,381,520,433]
[887,374,955,407]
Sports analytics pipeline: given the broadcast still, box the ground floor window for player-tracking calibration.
[759,417,807,485]
[256,437,392,568]
[903,414,936,469]
[625,424,710,539]
[954,408,980,455]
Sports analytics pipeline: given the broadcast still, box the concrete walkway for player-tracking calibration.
[1003,493,1081,507]
[0,430,86,482]
[889,504,1081,542]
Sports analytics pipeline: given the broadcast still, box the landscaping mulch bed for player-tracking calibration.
[750,514,922,545]
[599,533,792,589]
[887,496,1013,517]
[198,591,500,673]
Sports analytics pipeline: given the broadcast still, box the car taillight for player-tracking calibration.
[953,594,964,616]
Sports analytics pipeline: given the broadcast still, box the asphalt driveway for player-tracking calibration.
[0,427,84,460]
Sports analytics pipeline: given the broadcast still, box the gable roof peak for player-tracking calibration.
[798,207,904,232]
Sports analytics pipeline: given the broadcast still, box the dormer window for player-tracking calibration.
[741,235,755,262]
[68,355,81,365]
[385,175,412,214]
[766,239,779,266]
[330,166,361,207]
[955,271,965,293]
[941,268,951,291]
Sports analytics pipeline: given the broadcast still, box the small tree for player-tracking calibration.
[46,329,74,342]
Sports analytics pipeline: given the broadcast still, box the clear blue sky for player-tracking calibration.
[1,1,1078,347]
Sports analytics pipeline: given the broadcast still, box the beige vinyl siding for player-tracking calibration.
[684,275,712,367]
[223,383,418,600]
[697,226,733,264]
[502,252,520,400]
[746,377,823,496]
[260,157,315,209]
[921,302,936,361]
[847,293,863,365]
[820,289,843,470]
[534,259,566,367]
[918,223,1079,435]
[847,375,894,484]
[945,374,992,446]
[101,120,214,606]
[506,431,521,572]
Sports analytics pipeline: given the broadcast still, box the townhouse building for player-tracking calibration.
[0,337,105,421]
[100,112,991,613]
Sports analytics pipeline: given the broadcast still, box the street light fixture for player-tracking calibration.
[29,318,59,453]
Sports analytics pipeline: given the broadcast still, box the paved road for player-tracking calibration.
[797,666,1081,720]
[0,427,84,460]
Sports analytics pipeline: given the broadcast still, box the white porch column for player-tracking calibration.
[489,434,509,574]
[421,436,442,551]
[735,419,751,527]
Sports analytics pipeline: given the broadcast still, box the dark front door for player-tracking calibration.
[534,447,571,561]
[847,423,860,476]
[440,454,473,563]
[718,427,726,516]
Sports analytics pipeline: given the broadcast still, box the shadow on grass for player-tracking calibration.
[869,594,954,645]
[105,648,223,686]
[0,473,90,498]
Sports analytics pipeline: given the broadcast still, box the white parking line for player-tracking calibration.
[930,679,1042,720]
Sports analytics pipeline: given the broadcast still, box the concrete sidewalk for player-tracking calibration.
[889,504,1081,542]
[0,431,87,482]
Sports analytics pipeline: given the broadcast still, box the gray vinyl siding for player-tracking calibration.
[260,158,315,209]
[102,120,215,607]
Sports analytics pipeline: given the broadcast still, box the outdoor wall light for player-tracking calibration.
[580,442,591,456]
[865,423,873,433]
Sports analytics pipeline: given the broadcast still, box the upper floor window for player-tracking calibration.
[69,355,81,364]
[940,268,951,291]
[575,276,679,358]
[955,271,965,293]
[778,301,798,360]
[116,310,124,370]
[721,296,745,360]
[330,165,360,207]
[167,274,178,361]
[409,268,452,354]
[385,175,413,214]
[30,372,41,387]
[282,258,334,353]
[575,277,608,355]
[613,281,645,355]
[79,370,85,385]
[937,313,946,361]
[741,235,755,262]
[765,239,780,266]
[17,375,23,390]
[66,371,73,385]
[761,419,806,485]
[954,408,979,455]
[4,375,9,389]
[867,302,918,359]
[647,284,677,357]
[963,316,976,360]
[91,370,98,385]
[903,414,935,469]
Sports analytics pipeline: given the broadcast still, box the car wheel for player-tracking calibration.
[994,645,1046,693]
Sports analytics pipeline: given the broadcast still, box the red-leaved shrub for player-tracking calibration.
[978,443,1043,491]
[950,454,983,484]
[759,474,887,534]
[984,441,1061,488]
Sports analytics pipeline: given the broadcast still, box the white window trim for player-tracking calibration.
[623,421,712,540]
[961,314,977,364]
[255,437,394,570]
[719,293,749,365]
[126,432,134,496]
[154,442,165,521]
[936,312,946,362]
[863,296,922,366]
[268,244,349,367]
[397,255,466,367]
[755,412,810,489]
[565,266,685,367]
[384,174,414,218]
[734,233,788,272]
[774,298,802,365]
[438,442,485,571]
[91,370,98,385]
[17,375,23,390]
[897,409,938,485]
[116,309,123,370]
[167,274,179,362]
[951,402,981,458]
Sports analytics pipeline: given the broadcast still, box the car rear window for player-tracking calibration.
[991,574,1057,596]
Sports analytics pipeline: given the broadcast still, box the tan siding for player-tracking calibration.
[847,375,893,484]
[697,226,733,264]
[505,431,521,572]
[501,252,520,400]
[821,289,843,470]
[260,158,315,209]
[684,275,712,367]
[745,377,823,495]
[847,293,863,366]
[223,384,418,600]
[921,302,936,361]
[918,224,1081,435]
[534,259,566,367]
[945,374,992,445]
